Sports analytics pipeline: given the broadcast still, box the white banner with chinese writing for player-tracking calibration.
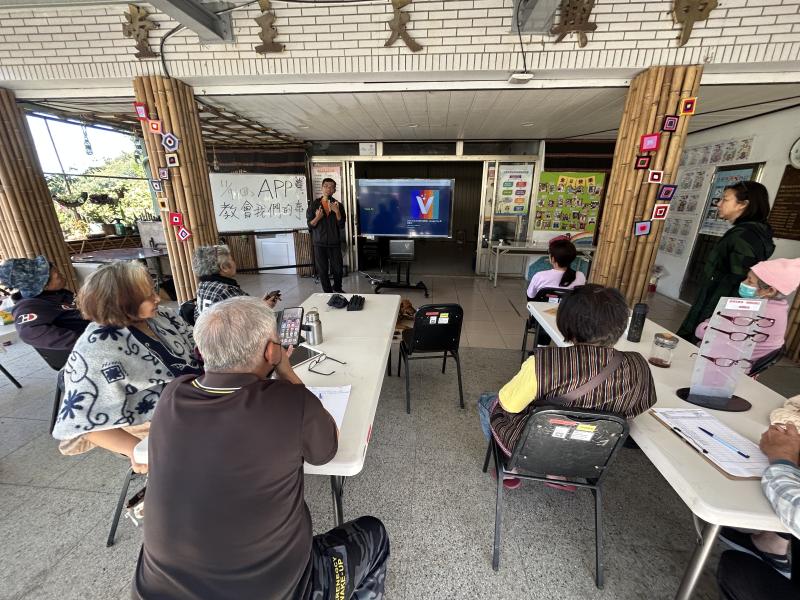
[210,173,309,233]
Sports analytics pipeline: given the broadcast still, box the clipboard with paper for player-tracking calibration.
[650,408,769,480]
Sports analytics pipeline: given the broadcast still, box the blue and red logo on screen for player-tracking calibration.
[411,189,439,220]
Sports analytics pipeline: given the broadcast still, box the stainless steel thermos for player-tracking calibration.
[304,308,323,346]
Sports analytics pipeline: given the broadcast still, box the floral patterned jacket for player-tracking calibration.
[52,307,198,442]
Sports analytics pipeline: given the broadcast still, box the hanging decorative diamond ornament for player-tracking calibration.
[176,226,192,241]
[160,132,180,152]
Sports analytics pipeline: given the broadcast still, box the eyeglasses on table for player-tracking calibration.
[308,353,347,376]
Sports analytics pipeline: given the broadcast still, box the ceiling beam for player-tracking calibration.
[149,0,233,43]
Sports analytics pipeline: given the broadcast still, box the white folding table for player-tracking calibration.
[135,293,400,526]
[487,241,597,287]
[526,302,789,600]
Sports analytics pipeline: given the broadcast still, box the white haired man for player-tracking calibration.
[131,296,389,599]
[191,244,280,320]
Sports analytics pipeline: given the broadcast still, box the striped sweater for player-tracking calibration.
[491,344,657,454]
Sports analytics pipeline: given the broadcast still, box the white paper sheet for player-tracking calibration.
[652,408,769,478]
[306,385,351,430]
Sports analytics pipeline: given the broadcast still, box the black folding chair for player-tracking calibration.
[482,405,629,588]
[51,369,144,547]
[520,287,573,363]
[34,348,71,371]
[397,303,464,414]
[179,298,197,326]
[748,345,785,378]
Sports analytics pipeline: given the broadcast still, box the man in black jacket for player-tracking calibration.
[0,256,89,352]
[306,178,346,293]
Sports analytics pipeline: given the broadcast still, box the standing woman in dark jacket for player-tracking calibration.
[677,181,775,343]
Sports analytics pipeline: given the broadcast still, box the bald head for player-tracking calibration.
[193,296,278,372]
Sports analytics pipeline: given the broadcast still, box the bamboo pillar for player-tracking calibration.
[0,87,77,290]
[133,75,218,302]
[591,65,703,305]
[786,294,800,363]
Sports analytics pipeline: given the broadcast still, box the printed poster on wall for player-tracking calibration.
[310,163,343,201]
[698,165,760,236]
[679,136,753,168]
[659,166,712,258]
[533,171,605,235]
[495,164,533,215]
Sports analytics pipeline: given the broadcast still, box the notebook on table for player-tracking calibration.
[650,408,769,480]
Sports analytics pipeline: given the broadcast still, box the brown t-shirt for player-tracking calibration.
[132,372,338,600]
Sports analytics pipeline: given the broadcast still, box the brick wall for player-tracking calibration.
[0,0,799,88]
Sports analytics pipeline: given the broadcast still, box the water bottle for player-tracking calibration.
[627,303,648,343]
[304,309,323,346]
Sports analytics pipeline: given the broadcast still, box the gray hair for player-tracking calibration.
[193,296,277,372]
[754,273,787,300]
[191,244,233,277]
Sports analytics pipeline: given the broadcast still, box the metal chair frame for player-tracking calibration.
[481,406,629,588]
[51,369,144,547]
[396,303,465,414]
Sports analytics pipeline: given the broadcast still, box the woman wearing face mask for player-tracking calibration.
[52,261,201,474]
[695,258,800,362]
[677,181,775,344]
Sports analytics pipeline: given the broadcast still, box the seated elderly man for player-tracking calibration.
[132,296,390,599]
[0,256,89,353]
[717,423,800,599]
[191,244,280,320]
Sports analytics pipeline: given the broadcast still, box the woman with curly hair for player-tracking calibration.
[52,261,200,474]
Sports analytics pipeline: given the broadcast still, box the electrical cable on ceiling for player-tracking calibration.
[515,0,529,74]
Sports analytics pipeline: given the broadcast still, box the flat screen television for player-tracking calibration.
[357,178,454,238]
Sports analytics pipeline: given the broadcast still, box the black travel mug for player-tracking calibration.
[627,303,649,343]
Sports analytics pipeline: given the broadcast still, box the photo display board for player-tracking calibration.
[533,171,605,235]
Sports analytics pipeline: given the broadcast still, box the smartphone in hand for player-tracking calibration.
[278,307,303,347]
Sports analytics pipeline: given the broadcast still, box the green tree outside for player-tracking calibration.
[47,152,154,240]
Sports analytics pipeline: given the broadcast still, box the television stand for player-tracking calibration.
[373,259,429,297]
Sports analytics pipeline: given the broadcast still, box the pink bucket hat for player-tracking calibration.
[751,258,800,296]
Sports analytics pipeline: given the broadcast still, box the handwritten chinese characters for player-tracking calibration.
[210,173,309,233]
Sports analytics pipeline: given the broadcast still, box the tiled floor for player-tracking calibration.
[0,271,798,599]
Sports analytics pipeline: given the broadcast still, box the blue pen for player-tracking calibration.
[697,427,750,459]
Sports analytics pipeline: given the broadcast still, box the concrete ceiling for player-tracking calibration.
[200,83,800,141]
[21,82,800,144]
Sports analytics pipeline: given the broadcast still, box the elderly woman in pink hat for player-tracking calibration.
[695,257,800,362]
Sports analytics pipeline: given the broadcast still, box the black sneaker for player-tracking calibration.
[718,527,791,577]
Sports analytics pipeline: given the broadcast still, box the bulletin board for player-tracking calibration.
[532,171,605,240]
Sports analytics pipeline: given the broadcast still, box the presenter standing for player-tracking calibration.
[307,178,347,293]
